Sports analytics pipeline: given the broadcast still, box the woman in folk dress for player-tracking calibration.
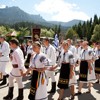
[52,41,77,100]
[95,42,100,83]
[76,41,96,95]
[23,41,51,100]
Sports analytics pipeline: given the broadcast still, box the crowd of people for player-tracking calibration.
[0,35,100,100]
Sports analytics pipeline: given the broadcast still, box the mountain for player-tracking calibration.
[0,6,84,27]
[49,19,84,27]
[0,6,46,24]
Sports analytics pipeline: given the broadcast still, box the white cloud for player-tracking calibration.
[0,4,6,9]
[12,0,16,1]
[34,0,90,22]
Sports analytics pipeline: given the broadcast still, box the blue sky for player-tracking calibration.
[0,0,100,22]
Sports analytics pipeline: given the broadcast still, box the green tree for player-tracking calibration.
[91,24,100,42]
[52,24,61,38]
[0,26,8,34]
[17,27,30,43]
[41,28,54,37]
[76,22,83,39]
[66,28,79,40]
[93,14,99,25]
[57,24,61,37]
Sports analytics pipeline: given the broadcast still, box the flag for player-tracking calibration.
[53,34,59,49]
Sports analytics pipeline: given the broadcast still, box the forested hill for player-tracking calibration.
[0,6,83,27]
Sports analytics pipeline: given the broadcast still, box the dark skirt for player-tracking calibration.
[28,70,39,100]
[25,53,31,69]
[58,63,70,89]
[95,57,100,74]
[79,61,88,82]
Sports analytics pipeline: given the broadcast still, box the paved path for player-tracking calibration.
[0,62,100,100]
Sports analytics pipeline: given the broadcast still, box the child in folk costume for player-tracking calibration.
[94,42,100,83]
[76,41,96,95]
[23,41,52,100]
[52,41,77,100]
[3,39,26,100]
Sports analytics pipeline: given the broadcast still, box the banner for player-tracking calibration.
[32,28,41,41]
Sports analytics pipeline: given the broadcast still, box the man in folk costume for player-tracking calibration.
[0,35,10,86]
[52,41,77,100]
[74,42,81,66]
[23,41,52,100]
[75,40,84,64]
[56,41,63,64]
[67,39,77,63]
[77,40,84,55]
[92,42,97,53]
[25,40,33,69]
[42,37,57,93]
[95,42,100,83]
[3,39,26,100]
[76,41,95,95]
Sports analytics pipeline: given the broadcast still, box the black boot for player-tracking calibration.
[3,87,14,99]
[17,88,24,100]
[48,82,56,93]
[0,75,7,86]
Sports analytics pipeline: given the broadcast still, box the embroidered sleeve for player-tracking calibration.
[88,50,93,59]
[69,54,74,65]
[40,56,52,67]
[40,56,46,62]
[88,50,93,55]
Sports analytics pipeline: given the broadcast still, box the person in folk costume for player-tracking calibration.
[87,42,96,87]
[22,41,52,100]
[92,42,97,53]
[74,42,80,66]
[42,37,57,93]
[56,41,63,64]
[52,41,77,100]
[78,40,84,54]
[90,42,98,84]
[20,43,27,59]
[91,42,97,66]
[75,40,84,75]
[76,40,84,64]
[3,38,26,100]
[55,41,64,75]
[0,35,10,86]
[76,41,96,95]
[25,40,33,69]
[94,42,100,83]
[67,39,79,78]
[67,39,77,62]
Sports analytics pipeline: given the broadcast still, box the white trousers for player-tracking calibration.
[8,74,24,88]
[0,61,8,75]
[46,70,55,83]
